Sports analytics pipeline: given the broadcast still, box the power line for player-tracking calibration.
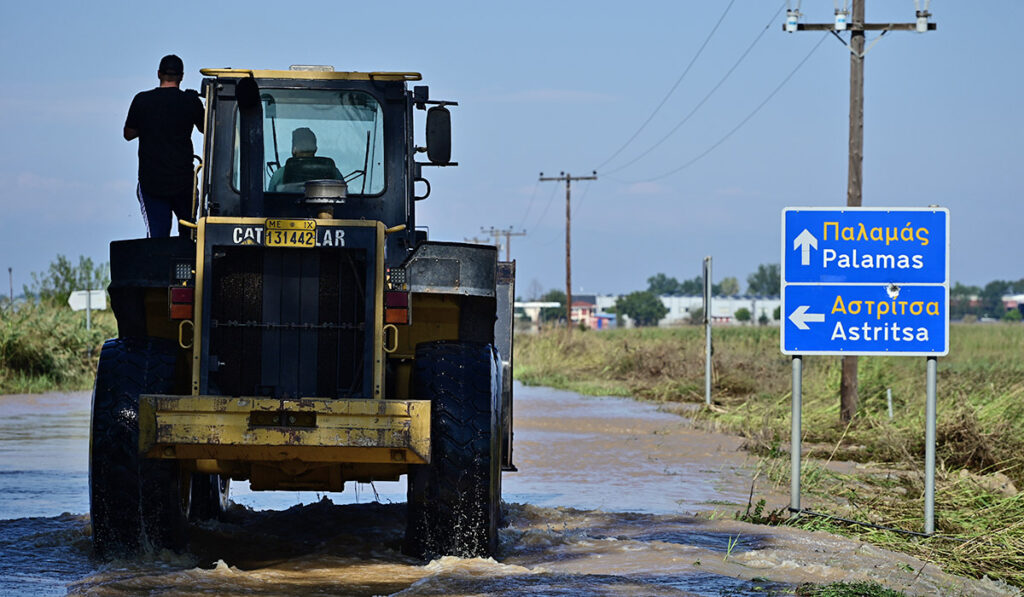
[530,175,562,232]
[622,32,829,184]
[593,0,738,172]
[571,179,593,218]
[517,178,541,230]
[602,1,787,176]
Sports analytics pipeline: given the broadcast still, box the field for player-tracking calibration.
[515,323,1024,587]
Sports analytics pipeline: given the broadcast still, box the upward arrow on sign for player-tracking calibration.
[793,229,817,266]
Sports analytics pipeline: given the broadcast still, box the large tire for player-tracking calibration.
[189,474,230,521]
[405,341,502,559]
[89,337,188,558]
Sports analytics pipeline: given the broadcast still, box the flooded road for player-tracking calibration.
[0,384,1012,596]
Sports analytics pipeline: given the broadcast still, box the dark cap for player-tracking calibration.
[158,54,184,75]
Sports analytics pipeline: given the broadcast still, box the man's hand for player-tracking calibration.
[123,126,139,141]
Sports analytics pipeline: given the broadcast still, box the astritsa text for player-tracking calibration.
[829,294,941,343]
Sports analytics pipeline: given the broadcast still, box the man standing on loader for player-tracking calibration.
[123,54,204,237]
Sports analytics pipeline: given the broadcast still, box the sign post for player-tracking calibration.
[68,290,107,331]
[703,256,712,407]
[781,207,949,534]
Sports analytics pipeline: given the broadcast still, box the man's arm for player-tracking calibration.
[125,93,140,141]
[188,89,205,134]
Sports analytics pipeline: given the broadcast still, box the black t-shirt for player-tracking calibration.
[125,87,204,196]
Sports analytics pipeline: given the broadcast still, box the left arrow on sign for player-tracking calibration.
[788,305,825,330]
[793,229,818,266]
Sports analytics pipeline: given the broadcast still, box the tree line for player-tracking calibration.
[2,255,110,308]
[646,263,781,297]
[951,280,1024,321]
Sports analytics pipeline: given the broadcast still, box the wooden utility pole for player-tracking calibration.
[787,1,935,422]
[539,171,597,329]
[482,227,527,262]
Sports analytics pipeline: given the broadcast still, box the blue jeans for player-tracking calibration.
[136,184,193,238]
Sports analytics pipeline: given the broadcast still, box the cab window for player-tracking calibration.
[233,89,385,195]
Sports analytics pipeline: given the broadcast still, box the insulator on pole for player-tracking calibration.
[915,10,931,33]
[835,9,849,31]
[786,9,801,33]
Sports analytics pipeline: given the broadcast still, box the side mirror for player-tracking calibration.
[426,106,451,165]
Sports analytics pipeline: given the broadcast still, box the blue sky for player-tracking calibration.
[1,1,1020,298]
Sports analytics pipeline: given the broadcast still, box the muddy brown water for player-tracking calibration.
[0,384,1015,596]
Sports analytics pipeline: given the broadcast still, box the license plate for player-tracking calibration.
[265,219,316,248]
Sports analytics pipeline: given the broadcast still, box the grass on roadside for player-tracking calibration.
[515,324,1024,587]
[0,303,116,394]
[796,581,906,597]
[737,455,1024,586]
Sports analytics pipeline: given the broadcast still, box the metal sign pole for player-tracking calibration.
[86,290,92,331]
[925,356,937,534]
[791,355,803,511]
[704,256,712,406]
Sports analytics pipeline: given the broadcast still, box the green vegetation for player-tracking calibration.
[538,289,566,322]
[796,582,905,597]
[645,267,768,297]
[746,263,780,296]
[716,276,740,296]
[2,254,115,393]
[614,291,668,327]
[0,302,115,393]
[951,279,1024,320]
[23,254,109,306]
[515,324,1024,586]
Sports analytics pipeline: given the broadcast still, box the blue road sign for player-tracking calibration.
[782,284,948,356]
[783,208,948,284]
[781,207,949,357]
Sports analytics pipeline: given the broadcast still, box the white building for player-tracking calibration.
[659,295,781,326]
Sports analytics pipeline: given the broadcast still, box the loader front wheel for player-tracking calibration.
[190,474,230,521]
[405,341,502,559]
[89,337,188,557]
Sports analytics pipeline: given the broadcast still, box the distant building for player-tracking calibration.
[521,292,782,329]
[513,301,561,325]
[570,300,596,328]
[1002,294,1024,315]
[659,295,781,326]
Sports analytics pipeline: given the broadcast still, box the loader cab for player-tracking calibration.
[199,68,442,264]
[95,65,514,562]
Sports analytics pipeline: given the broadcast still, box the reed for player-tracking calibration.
[0,303,116,393]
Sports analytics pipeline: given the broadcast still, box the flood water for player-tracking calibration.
[0,384,1013,596]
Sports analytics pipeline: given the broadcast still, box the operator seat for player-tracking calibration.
[281,156,343,185]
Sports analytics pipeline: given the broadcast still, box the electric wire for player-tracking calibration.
[601,1,787,176]
[592,0,737,172]
[517,178,541,230]
[530,179,561,233]
[621,32,828,184]
[571,179,592,218]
